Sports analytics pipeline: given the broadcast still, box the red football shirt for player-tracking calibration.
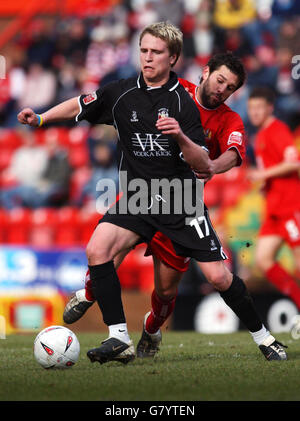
[254,118,300,216]
[145,78,246,271]
[179,78,245,163]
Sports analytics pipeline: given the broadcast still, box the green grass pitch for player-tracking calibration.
[0,331,299,401]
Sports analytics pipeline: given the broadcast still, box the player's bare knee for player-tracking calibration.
[255,253,273,273]
[156,286,177,301]
[207,270,231,291]
[86,242,113,265]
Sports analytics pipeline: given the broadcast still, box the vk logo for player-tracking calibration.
[132,133,169,151]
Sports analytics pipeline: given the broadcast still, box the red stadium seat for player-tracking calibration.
[117,249,140,290]
[68,127,89,147]
[56,206,80,226]
[69,167,92,203]
[6,207,32,225]
[6,207,32,244]
[204,177,221,208]
[29,208,57,248]
[31,207,57,227]
[220,167,250,208]
[117,244,154,292]
[0,129,22,150]
[30,226,55,248]
[55,226,80,247]
[37,127,69,146]
[0,208,8,243]
[0,148,14,170]
[78,209,100,245]
[69,145,89,168]
[33,128,46,145]
[54,206,80,247]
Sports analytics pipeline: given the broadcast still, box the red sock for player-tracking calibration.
[145,289,177,334]
[84,269,95,302]
[266,263,300,310]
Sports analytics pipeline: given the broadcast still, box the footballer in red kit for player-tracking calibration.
[179,78,245,164]
[248,86,300,311]
[255,118,300,226]
[146,77,245,273]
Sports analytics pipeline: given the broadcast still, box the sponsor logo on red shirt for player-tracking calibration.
[228,131,243,145]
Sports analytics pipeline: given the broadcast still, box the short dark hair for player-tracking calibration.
[205,52,246,90]
[249,86,276,105]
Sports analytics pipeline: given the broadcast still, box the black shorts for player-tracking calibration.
[99,207,226,263]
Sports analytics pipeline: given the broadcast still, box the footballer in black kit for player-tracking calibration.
[76,71,204,189]
[76,71,224,262]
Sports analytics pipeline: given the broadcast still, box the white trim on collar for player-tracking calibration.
[169,80,179,91]
[146,85,162,90]
[137,74,180,92]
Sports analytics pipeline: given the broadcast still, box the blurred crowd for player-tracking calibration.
[0,0,299,213]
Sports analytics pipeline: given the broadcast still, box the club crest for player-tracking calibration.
[158,108,169,119]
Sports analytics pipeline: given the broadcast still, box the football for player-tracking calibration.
[33,325,80,369]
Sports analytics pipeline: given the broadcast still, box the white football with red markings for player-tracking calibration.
[33,325,80,369]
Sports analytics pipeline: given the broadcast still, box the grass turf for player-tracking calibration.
[0,331,299,401]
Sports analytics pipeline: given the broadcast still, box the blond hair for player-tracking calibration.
[139,21,183,67]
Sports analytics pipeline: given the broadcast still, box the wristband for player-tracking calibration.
[36,114,43,127]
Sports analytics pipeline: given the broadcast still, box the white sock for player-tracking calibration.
[108,323,131,344]
[250,325,271,345]
[144,312,160,337]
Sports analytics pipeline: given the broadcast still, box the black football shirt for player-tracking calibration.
[76,71,207,192]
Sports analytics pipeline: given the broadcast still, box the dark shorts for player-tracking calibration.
[99,207,226,263]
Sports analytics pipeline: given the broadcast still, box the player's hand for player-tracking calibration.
[17,108,39,127]
[247,168,266,182]
[156,117,183,138]
[193,159,214,182]
[194,171,213,183]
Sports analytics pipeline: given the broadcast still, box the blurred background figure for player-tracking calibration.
[0,129,48,208]
[77,125,119,213]
[247,86,300,310]
[18,63,57,116]
[33,128,72,208]
[84,25,116,92]
[0,128,71,208]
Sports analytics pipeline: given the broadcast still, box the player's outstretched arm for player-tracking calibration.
[17,97,80,127]
[249,161,300,182]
